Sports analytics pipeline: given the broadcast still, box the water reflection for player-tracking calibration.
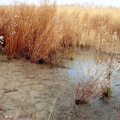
[63,50,120,94]
[67,51,109,83]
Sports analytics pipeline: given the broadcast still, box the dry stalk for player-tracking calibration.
[75,68,110,104]
[14,99,26,120]
[47,92,61,120]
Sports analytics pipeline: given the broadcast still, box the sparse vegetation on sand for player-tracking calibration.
[0,2,120,62]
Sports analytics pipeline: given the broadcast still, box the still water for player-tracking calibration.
[60,50,120,96]
[51,50,120,120]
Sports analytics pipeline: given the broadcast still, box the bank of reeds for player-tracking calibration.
[58,6,120,51]
[0,3,120,62]
[0,3,63,62]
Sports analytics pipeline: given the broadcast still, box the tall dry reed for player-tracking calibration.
[0,3,63,62]
[58,6,120,52]
[0,4,120,62]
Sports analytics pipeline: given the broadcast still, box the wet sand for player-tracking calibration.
[0,54,120,120]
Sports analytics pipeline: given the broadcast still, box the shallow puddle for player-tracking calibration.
[0,51,120,120]
[66,50,120,88]
[52,50,120,119]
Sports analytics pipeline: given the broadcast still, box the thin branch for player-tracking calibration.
[14,99,26,120]
[47,92,61,120]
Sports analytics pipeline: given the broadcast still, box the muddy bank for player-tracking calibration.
[0,55,72,120]
[0,54,120,120]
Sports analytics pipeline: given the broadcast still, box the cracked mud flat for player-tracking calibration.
[0,54,120,120]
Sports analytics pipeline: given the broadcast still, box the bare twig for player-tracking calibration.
[47,92,61,120]
[14,99,26,120]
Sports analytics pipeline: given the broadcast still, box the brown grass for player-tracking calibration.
[74,70,109,104]
[0,3,63,62]
[0,3,120,62]
[58,6,120,51]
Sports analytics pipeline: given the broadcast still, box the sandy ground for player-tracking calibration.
[0,55,73,120]
[0,55,119,120]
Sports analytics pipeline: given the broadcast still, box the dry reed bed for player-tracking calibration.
[0,4,120,62]
[0,4,62,62]
[58,6,120,49]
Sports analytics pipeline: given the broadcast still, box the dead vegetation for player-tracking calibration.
[74,54,120,104]
[0,2,120,62]
[0,3,62,62]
